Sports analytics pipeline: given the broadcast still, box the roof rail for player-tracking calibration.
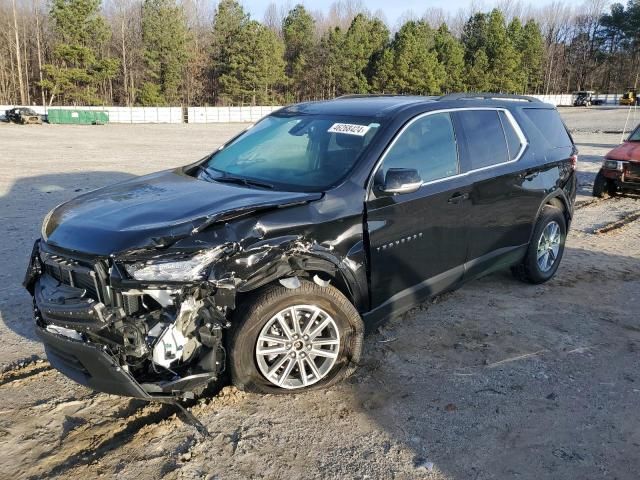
[438,93,542,103]
[335,94,405,99]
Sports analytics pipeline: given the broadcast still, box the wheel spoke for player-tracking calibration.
[297,358,308,386]
[275,314,294,340]
[258,334,287,344]
[302,310,320,336]
[310,347,338,359]
[312,338,339,346]
[257,345,288,355]
[277,357,296,386]
[308,317,331,340]
[537,248,547,260]
[305,356,321,379]
[267,354,290,377]
[289,307,302,335]
[538,251,549,270]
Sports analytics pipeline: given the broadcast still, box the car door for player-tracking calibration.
[366,111,471,316]
[453,109,539,279]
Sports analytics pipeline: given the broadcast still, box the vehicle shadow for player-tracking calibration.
[0,171,134,345]
[345,245,640,479]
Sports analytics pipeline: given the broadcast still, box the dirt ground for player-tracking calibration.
[0,106,639,480]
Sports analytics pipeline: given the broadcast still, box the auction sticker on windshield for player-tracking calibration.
[328,123,370,136]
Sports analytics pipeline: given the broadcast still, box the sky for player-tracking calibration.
[239,0,585,27]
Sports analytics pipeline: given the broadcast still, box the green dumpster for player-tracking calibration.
[47,109,109,125]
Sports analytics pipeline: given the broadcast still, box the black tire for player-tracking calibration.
[228,279,364,394]
[512,205,567,284]
[593,170,614,198]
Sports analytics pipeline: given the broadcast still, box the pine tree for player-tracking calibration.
[314,27,346,99]
[339,14,389,94]
[434,23,466,92]
[520,20,545,93]
[41,0,119,105]
[282,5,316,101]
[373,21,445,94]
[140,0,189,105]
[461,12,489,91]
[211,0,249,104]
[218,20,285,105]
[485,9,520,92]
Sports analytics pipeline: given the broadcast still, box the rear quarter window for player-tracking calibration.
[522,108,573,148]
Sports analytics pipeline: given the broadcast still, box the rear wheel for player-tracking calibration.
[228,279,364,394]
[512,206,567,284]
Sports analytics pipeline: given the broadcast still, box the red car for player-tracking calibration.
[593,124,640,196]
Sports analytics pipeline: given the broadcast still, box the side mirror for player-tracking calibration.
[379,168,422,195]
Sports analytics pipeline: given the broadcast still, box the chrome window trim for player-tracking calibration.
[367,107,529,195]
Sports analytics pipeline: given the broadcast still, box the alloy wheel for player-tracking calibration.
[536,220,561,272]
[255,305,340,389]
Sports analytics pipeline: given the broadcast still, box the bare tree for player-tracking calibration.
[11,0,25,104]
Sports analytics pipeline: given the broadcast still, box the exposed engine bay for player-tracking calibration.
[25,241,230,399]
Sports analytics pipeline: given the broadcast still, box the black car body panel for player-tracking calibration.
[24,94,577,399]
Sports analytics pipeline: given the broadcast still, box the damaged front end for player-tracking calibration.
[24,241,230,400]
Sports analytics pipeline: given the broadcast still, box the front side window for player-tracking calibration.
[381,112,459,183]
[457,110,509,170]
[201,114,382,191]
[628,124,640,141]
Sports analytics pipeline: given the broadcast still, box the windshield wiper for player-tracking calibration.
[214,174,275,190]
[196,165,216,182]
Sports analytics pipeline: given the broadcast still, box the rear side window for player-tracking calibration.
[457,110,509,170]
[522,108,572,148]
[382,112,459,183]
[499,111,522,160]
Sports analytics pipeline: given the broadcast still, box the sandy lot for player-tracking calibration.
[0,107,639,479]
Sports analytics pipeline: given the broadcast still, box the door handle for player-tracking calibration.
[521,172,538,181]
[447,192,469,204]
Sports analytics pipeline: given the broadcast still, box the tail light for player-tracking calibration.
[570,154,578,171]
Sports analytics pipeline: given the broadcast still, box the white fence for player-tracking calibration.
[0,105,282,124]
[187,106,281,123]
[0,95,628,123]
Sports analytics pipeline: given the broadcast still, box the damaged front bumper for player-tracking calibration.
[24,240,228,400]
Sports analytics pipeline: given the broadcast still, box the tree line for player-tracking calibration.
[1,0,639,106]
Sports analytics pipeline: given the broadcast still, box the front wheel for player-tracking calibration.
[228,280,364,394]
[512,206,567,284]
[593,171,616,197]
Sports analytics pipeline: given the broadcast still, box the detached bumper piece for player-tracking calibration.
[36,325,152,399]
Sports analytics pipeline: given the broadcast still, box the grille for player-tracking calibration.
[627,163,640,181]
[39,244,141,315]
[40,247,105,303]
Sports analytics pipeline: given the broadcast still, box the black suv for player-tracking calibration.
[24,94,577,399]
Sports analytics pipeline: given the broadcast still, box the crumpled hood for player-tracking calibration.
[43,169,322,255]
[606,141,640,162]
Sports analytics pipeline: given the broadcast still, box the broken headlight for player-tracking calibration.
[124,249,223,282]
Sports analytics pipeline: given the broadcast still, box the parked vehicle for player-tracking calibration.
[573,91,603,106]
[24,94,577,400]
[619,89,639,106]
[5,107,43,124]
[593,123,640,197]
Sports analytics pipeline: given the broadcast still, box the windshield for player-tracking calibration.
[629,125,640,142]
[200,114,382,191]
